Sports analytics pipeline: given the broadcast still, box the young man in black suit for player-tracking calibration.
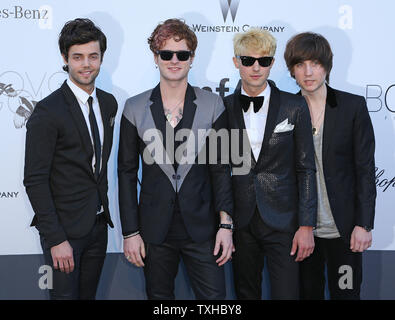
[223,29,317,299]
[284,32,376,299]
[24,18,118,299]
[118,19,233,300]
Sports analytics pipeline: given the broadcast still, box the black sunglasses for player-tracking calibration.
[157,50,192,61]
[237,56,273,67]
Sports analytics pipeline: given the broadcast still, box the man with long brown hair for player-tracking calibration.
[284,32,376,299]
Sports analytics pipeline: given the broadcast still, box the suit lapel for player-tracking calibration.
[322,85,338,161]
[149,84,167,148]
[231,85,256,167]
[97,89,112,180]
[296,84,339,161]
[232,85,247,131]
[179,84,197,132]
[145,84,176,186]
[174,85,197,190]
[61,81,94,168]
[255,82,280,169]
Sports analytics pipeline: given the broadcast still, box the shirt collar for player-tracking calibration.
[67,78,97,105]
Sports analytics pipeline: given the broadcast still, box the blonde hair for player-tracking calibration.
[233,28,276,57]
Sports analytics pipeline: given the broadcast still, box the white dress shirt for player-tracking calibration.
[67,78,104,172]
[242,82,271,161]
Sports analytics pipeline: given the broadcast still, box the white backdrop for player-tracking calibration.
[0,0,394,255]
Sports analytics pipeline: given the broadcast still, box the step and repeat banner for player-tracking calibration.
[1,0,394,255]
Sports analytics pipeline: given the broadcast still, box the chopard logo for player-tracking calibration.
[220,0,240,23]
[375,167,395,192]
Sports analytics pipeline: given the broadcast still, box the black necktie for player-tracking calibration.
[88,96,101,180]
[240,94,264,113]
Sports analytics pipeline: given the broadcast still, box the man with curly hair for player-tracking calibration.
[118,18,233,299]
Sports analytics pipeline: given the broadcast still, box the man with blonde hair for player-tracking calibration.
[223,29,317,299]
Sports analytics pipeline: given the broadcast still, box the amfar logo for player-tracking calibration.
[220,0,240,23]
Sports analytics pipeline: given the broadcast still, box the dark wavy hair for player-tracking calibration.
[284,32,333,83]
[59,18,107,72]
[147,18,197,56]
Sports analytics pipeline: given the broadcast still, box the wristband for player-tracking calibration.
[219,223,234,231]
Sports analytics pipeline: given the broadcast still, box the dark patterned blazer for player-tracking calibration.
[223,80,317,232]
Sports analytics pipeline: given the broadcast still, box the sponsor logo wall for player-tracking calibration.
[1,0,394,254]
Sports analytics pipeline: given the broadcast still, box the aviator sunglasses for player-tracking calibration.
[237,56,273,67]
[157,50,193,61]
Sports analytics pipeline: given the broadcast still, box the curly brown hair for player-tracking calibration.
[147,18,197,56]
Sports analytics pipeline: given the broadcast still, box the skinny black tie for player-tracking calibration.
[88,96,101,180]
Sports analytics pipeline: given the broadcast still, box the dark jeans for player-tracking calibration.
[40,213,108,300]
[143,239,226,300]
[300,236,362,300]
[232,210,299,300]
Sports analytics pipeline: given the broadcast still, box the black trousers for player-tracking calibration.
[300,236,362,300]
[143,239,226,300]
[40,213,108,300]
[232,210,299,300]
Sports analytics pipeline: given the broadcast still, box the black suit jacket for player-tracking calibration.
[223,80,317,232]
[306,85,376,242]
[24,81,117,248]
[118,84,233,244]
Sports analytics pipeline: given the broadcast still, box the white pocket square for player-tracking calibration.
[273,118,294,133]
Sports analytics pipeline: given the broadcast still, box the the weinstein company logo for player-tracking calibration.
[220,0,240,23]
[191,0,285,33]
